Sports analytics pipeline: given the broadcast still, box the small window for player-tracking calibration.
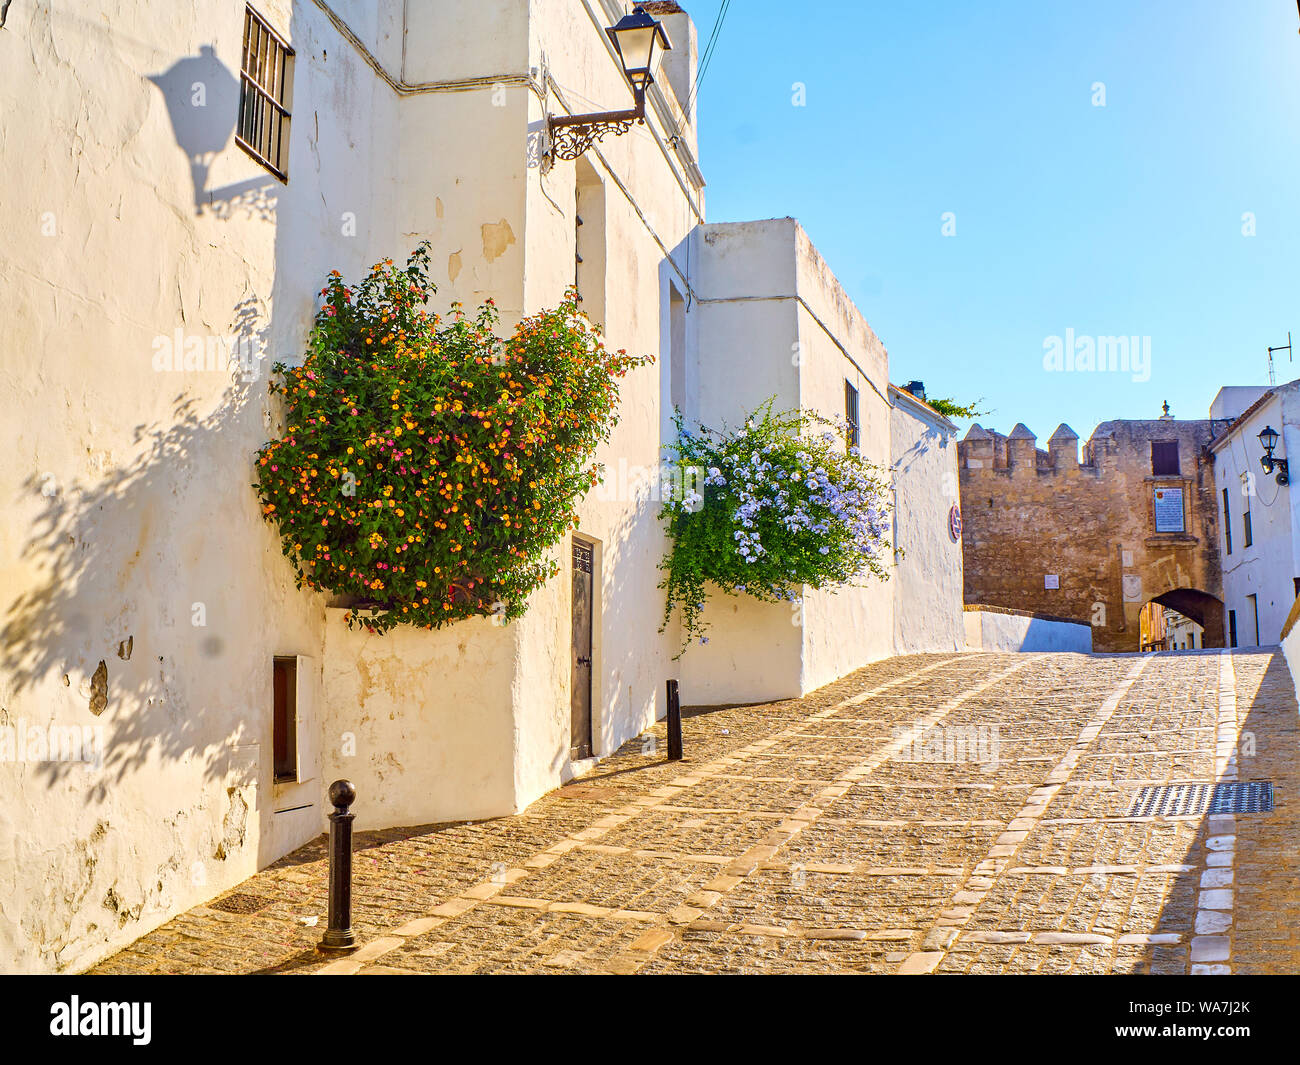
[1151,440,1179,476]
[237,6,294,180]
[1222,488,1232,555]
[1243,508,1253,549]
[272,656,298,783]
[845,381,860,452]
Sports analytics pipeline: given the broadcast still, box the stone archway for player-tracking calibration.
[1144,588,1226,649]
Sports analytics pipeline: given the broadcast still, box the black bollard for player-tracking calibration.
[319,779,358,952]
[666,679,683,761]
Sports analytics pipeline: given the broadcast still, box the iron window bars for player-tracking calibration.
[236,6,293,180]
[845,381,861,452]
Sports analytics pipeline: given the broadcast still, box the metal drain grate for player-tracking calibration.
[208,892,275,915]
[1128,781,1274,818]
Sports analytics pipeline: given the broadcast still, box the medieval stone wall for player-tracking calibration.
[959,418,1224,652]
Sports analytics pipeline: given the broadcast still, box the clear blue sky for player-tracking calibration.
[690,0,1300,439]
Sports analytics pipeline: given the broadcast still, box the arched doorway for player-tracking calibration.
[1139,588,1225,650]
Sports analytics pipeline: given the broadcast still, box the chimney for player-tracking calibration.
[640,3,698,140]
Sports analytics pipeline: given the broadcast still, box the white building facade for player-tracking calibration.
[1,0,962,972]
[1208,381,1300,647]
[889,384,965,655]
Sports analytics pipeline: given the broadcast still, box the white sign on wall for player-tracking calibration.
[1044,574,1059,590]
[1153,487,1185,533]
[1123,574,1143,603]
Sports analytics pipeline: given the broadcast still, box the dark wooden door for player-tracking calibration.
[570,539,594,759]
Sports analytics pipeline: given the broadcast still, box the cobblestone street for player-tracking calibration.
[91,649,1300,975]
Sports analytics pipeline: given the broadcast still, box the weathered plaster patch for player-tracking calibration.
[116,635,132,661]
[480,219,515,262]
[102,884,143,928]
[448,250,462,283]
[435,197,444,219]
[213,787,248,861]
[88,660,107,716]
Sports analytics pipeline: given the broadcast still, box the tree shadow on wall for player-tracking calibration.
[894,420,951,474]
[2,305,272,798]
[147,44,279,219]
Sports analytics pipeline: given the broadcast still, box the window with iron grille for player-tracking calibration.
[237,6,294,180]
[844,380,860,452]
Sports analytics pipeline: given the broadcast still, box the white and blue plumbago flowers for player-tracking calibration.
[657,401,893,654]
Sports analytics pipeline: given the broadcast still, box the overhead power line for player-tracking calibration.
[685,0,731,116]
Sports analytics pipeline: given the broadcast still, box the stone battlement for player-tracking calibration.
[958,421,1092,474]
[958,417,1215,476]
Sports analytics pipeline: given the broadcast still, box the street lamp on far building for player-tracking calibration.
[1258,424,1290,485]
[547,6,672,162]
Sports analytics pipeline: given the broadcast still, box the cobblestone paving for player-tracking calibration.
[89,648,1300,975]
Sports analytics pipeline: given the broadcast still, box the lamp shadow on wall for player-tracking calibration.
[146,44,279,219]
[2,305,270,798]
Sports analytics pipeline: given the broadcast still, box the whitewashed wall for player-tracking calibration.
[315,0,537,837]
[964,608,1092,653]
[891,390,964,653]
[1209,383,1300,647]
[316,0,706,821]
[680,219,896,701]
[0,0,397,971]
[507,0,704,802]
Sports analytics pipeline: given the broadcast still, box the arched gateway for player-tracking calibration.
[958,415,1225,653]
[1139,589,1226,651]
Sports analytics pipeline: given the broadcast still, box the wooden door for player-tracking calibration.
[570,539,594,759]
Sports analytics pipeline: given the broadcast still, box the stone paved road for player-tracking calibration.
[89,649,1300,975]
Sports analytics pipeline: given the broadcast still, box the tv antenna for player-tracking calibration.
[1268,331,1292,386]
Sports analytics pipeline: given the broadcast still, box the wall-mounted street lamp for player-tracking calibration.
[1258,424,1290,485]
[547,6,672,162]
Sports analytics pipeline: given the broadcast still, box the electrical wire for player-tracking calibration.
[686,0,731,116]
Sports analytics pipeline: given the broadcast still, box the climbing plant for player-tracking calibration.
[254,243,651,634]
[926,396,988,420]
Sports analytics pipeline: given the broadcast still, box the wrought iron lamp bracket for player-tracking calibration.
[546,88,647,163]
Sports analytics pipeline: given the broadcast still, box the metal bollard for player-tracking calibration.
[318,779,358,952]
[666,679,683,761]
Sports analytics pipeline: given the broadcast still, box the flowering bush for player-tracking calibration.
[658,402,893,652]
[254,243,650,634]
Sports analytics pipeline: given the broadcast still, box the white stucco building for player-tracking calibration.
[1208,380,1300,647]
[1,0,963,972]
[889,384,964,655]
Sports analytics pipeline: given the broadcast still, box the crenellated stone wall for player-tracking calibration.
[958,416,1224,652]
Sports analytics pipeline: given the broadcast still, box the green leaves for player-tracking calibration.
[254,244,650,635]
[658,401,893,654]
